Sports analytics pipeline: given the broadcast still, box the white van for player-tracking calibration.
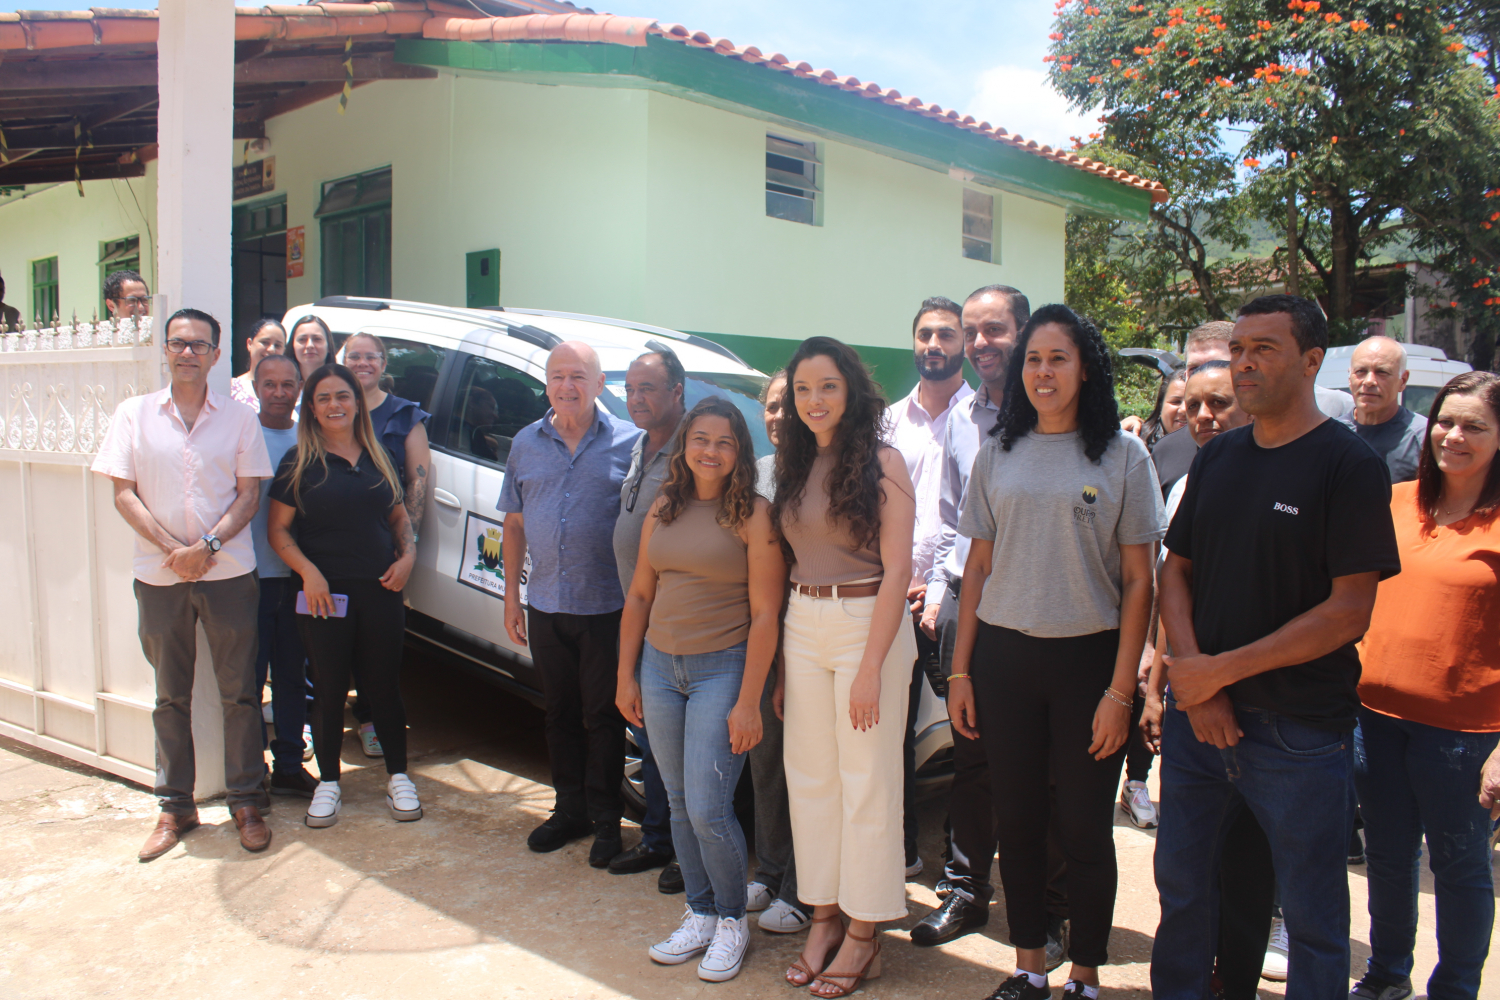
[281,296,954,809]
[1315,342,1473,418]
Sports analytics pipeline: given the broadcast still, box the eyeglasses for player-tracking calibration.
[165,338,214,355]
[119,295,150,307]
[345,352,384,363]
[624,460,651,513]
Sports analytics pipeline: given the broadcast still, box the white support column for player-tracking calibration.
[157,0,237,802]
[157,0,235,395]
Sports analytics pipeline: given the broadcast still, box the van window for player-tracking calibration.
[445,352,549,468]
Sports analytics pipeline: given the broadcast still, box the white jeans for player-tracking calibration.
[781,590,916,922]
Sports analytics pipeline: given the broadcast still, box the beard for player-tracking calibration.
[914,350,965,382]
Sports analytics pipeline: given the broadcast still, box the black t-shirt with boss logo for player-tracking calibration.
[1164,419,1401,731]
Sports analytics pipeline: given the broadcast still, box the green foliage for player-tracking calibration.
[1048,0,1500,365]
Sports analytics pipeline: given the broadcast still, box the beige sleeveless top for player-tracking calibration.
[781,450,886,586]
[646,498,751,655]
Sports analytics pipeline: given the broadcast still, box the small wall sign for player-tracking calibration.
[233,156,276,200]
[286,226,305,278]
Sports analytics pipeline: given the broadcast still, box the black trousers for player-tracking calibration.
[903,622,940,863]
[936,583,1068,920]
[297,578,408,782]
[527,608,625,825]
[973,622,1125,968]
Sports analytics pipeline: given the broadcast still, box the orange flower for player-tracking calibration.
[1244,157,1262,167]
[1089,75,1103,82]
[1323,12,1341,22]
[1112,58,1123,66]
[1349,20,1369,31]
[1447,41,1465,53]
[1296,67,1310,75]
[1331,135,1338,142]
[1049,32,1065,40]
[1154,25,1169,35]
[1187,56,1200,65]
[1303,1,1319,10]
[1257,19,1273,29]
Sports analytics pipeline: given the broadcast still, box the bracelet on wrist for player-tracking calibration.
[1103,686,1133,708]
[948,673,972,681]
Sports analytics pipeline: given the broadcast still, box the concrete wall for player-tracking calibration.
[0,166,159,326]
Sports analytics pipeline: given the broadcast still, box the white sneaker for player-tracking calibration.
[1261,917,1289,981]
[746,881,773,912]
[358,723,384,758]
[698,916,748,982]
[302,725,315,762]
[386,773,422,822]
[649,906,718,965]
[305,781,341,828]
[1120,779,1158,829]
[906,856,924,878]
[757,898,811,934]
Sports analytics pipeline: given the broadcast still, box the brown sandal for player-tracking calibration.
[809,927,882,998]
[785,913,844,987]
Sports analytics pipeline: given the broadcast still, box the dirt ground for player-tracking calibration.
[0,653,1489,1000]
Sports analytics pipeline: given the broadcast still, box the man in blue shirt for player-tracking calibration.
[499,340,640,865]
[249,353,317,797]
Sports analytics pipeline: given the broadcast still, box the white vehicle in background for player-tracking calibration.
[1315,342,1472,418]
[281,296,954,812]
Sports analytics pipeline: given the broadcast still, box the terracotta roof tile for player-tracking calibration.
[0,2,1166,202]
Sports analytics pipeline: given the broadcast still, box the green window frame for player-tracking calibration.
[316,167,392,299]
[99,235,141,317]
[32,256,59,325]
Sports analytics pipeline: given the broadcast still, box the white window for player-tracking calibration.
[766,133,819,226]
[963,189,995,263]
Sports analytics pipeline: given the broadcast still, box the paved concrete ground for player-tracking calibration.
[0,651,1489,999]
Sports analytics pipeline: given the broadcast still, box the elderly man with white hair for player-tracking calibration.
[499,340,641,865]
[1339,335,1427,483]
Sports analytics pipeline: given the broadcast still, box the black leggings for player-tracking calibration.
[296,578,408,781]
[973,622,1126,968]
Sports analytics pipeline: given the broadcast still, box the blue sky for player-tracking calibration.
[2,0,1096,147]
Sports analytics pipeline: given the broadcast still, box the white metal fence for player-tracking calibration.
[0,316,165,787]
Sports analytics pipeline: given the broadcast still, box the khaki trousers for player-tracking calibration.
[782,590,916,922]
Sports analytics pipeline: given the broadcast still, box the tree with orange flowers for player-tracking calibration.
[1052,0,1500,362]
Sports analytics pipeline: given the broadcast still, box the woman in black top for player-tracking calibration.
[267,364,422,829]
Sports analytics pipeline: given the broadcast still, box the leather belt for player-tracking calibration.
[794,582,881,599]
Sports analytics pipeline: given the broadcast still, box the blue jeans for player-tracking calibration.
[640,639,749,919]
[1152,698,1354,1000]
[629,722,675,855]
[255,576,308,774]
[1354,707,1498,1000]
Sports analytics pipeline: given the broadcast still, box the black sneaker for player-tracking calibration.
[658,860,685,894]
[1060,981,1098,1000]
[984,974,1051,1000]
[588,821,623,868]
[527,812,591,853]
[270,767,319,798]
[1350,976,1414,1000]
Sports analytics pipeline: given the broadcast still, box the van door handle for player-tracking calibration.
[433,489,461,509]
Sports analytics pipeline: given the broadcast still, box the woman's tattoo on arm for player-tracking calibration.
[405,463,429,532]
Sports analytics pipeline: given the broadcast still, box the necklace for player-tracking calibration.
[1439,497,1474,516]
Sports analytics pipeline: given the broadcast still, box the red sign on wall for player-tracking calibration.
[286,226,305,279]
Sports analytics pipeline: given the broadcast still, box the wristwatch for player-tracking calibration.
[200,534,222,554]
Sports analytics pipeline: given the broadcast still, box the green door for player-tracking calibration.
[466,249,500,309]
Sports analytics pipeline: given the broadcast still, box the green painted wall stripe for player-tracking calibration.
[395,37,1154,223]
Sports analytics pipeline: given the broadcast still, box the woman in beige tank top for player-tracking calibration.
[771,337,917,998]
[615,397,787,982]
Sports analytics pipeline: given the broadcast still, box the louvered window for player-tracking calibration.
[766,134,819,226]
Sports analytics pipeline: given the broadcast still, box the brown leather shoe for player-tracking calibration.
[138,810,199,862]
[233,805,272,853]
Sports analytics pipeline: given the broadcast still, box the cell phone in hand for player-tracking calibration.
[295,591,348,617]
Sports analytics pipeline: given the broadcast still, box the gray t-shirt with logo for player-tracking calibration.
[959,428,1166,638]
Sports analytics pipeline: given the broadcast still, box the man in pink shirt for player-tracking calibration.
[92,308,275,860]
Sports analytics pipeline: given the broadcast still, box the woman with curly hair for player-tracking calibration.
[948,304,1164,1000]
[772,336,916,998]
[616,396,787,982]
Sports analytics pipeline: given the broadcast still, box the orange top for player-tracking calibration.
[1358,481,1500,732]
